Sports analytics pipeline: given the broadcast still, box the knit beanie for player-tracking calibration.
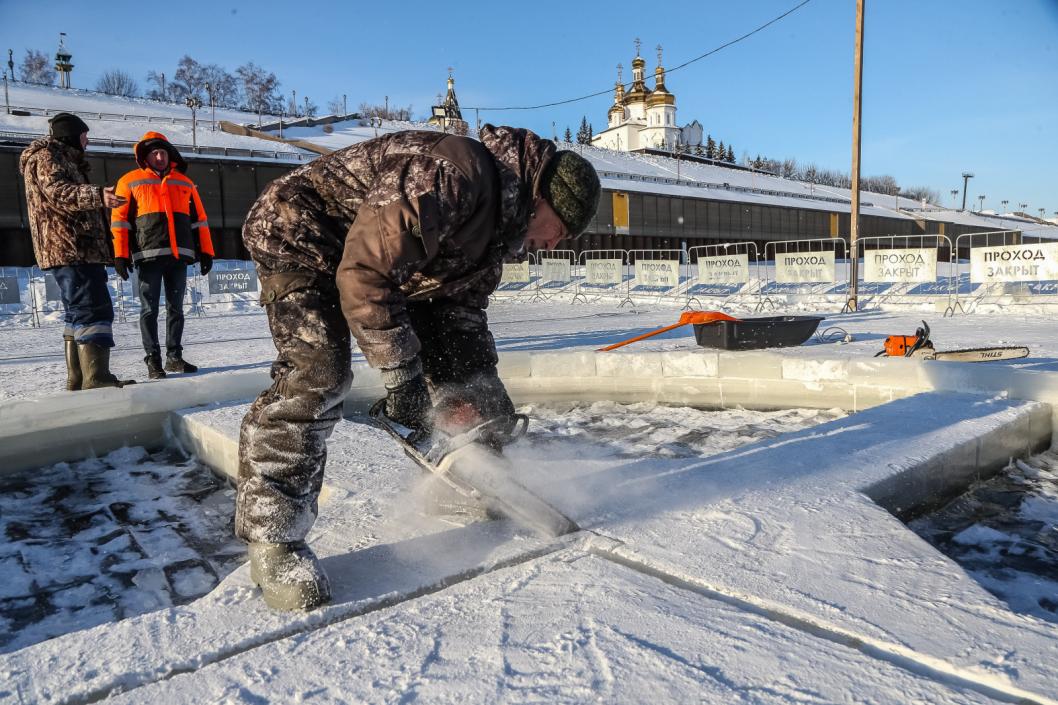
[539,150,601,237]
[49,112,89,150]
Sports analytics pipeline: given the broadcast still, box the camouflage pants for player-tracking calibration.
[235,271,351,544]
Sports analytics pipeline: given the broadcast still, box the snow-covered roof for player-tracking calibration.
[0,83,312,161]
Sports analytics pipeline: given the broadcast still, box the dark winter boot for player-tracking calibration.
[78,342,135,389]
[248,541,331,611]
[165,355,198,374]
[64,335,82,391]
[145,354,167,379]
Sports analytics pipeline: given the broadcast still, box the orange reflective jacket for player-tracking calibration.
[111,132,214,263]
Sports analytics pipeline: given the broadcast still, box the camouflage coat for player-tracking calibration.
[18,138,111,270]
[243,125,556,370]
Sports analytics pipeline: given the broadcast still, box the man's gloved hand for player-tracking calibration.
[113,257,132,281]
[382,360,432,431]
[199,253,213,275]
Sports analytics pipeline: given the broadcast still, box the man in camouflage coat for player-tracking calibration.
[19,113,134,390]
[238,124,600,610]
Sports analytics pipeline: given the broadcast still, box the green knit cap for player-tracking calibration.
[540,151,601,237]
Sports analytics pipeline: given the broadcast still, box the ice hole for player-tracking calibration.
[0,446,242,652]
[908,449,1058,624]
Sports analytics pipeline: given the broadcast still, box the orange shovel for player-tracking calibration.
[598,311,742,352]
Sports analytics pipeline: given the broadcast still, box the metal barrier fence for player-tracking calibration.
[686,242,763,310]
[948,230,1058,314]
[626,249,686,301]
[496,253,538,296]
[0,261,261,328]
[857,234,955,310]
[574,250,631,307]
[532,250,578,302]
[761,239,848,310]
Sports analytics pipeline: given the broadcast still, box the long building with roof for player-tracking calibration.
[1,81,1054,267]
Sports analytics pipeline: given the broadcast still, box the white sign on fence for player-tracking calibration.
[585,259,623,285]
[0,276,20,305]
[864,248,938,283]
[633,259,680,288]
[541,259,572,283]
[697,253,749,285]
[970,243,1058,283]
[500,261,531,284]
[208,268,259,294]
[774,251,836,284]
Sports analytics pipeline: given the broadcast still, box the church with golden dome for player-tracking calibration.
[591,40,702,153]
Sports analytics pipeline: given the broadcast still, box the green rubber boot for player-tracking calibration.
[248,541,331,611]
[64,336,82,391]
[77,342,135,389]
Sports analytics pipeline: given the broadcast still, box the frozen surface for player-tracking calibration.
[3,297,1058,702]
[0,446,240,654]
[6,301,1058,403]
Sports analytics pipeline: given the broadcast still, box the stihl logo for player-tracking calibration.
[981,351,1002,358]
[983,249,1047,262]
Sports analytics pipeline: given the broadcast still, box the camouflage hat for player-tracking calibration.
[540,150,601,237]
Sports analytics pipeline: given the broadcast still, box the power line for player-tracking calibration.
[466,0,814,112]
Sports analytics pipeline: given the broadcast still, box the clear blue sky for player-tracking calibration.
[2,0,1055,213]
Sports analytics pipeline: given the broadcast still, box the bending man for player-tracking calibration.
[238,125,600,610]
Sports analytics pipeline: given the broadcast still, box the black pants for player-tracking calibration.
[136,258,188,357]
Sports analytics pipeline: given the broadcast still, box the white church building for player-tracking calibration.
[591,41,702,153]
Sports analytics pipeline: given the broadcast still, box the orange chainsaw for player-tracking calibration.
[876,321,1028,362]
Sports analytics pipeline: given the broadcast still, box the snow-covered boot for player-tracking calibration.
[145,354,166,379]
[64,336,82,391]
[164,355,198,374]
[79,342,135,389]
[248,541,331,611]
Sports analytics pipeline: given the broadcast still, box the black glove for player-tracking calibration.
[199,253,213,275]
[383,369,432,431]
[113,257,132,281]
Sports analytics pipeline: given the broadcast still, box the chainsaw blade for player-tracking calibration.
[915,346,1029,363]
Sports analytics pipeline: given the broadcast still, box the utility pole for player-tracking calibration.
[977,194,985,212]
[160,72,166,101]
[304,95,309,118]
[3,70,9,115]
[342,93,347,116]
[291,89,296,117]
[204,82,216,131]
[6,49,13,81]
[846,0,865,313]
[960,172,974,211]
[384,95,388,119]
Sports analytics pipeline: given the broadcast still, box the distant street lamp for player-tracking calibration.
[1020,202,1028,213]
[1001,199,1009,213]
[2,70,9,115]
[1040,208,1047,218]
[184,95,202,149]
[950,189,959,208]
[960,172,974,211]
[204,82,215,131]
[977,195,986,212]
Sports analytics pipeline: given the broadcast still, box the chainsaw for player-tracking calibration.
[876,321,1028,362]
[367,400,580,538]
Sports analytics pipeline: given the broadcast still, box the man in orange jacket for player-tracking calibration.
[111,132,214,378]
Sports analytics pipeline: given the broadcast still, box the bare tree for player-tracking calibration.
[145,70,168,101]
[303,96,318,118]
[96,69,138,97]
[327,96,345,115]
[236,62,282,119]
[201,64,238,107]
[358,101,413,121]
[20,49,56,85]
[171,55,207,101]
